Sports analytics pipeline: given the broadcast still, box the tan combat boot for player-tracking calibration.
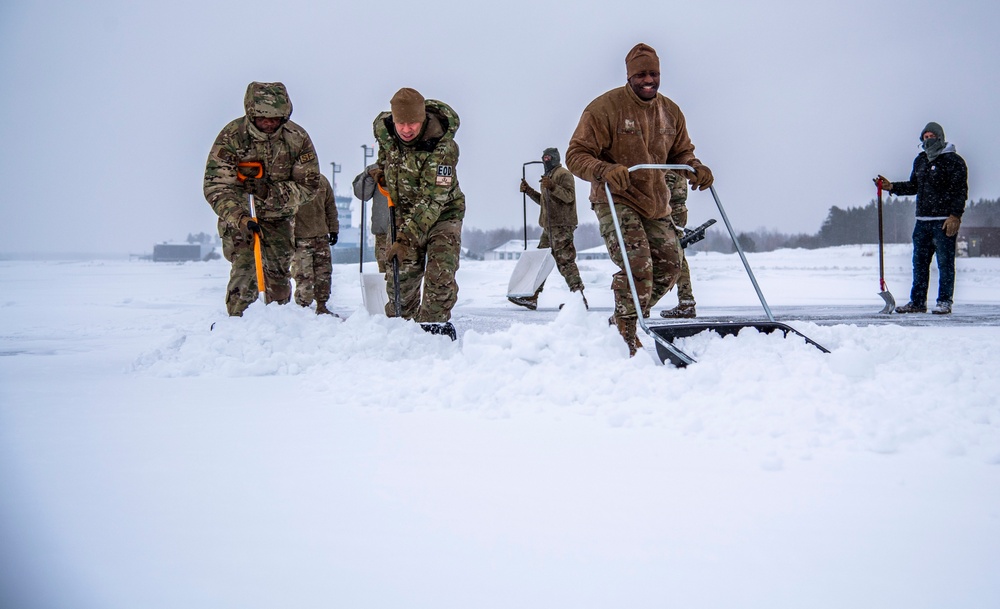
[615,316,643,357]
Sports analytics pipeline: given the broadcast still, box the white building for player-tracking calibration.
[485,239,610,261]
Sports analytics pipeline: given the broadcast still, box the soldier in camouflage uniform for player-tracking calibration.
[566,43,713,355]
[515,147,588,310]
[370,88,465,339]
[204,82,321,316]
[291,174,339,315]
[660,171,698,318]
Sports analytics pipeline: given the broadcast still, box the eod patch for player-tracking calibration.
[435,164,454,186]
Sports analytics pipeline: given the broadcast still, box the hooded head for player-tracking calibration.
[920,121,947,160]
[542,147,560,174]
[625,43,660,79]
[390,88,426,125]
[244,82,292,121]
[920,121,945,142]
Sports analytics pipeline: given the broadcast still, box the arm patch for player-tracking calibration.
[298,151,317,164]
[435,164,454,186]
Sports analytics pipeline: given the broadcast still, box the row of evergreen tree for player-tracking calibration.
[462,196,1000,258]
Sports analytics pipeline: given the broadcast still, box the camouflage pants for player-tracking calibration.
[374,232,388,273]
[291,236,332,307]
[538,226,583,292]
[671,204,695,304]
[220,217,295,317]
[596,203,682,320]
[385,218,462,322]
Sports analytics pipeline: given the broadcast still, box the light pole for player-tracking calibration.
[359,145,375,269]
[330,162,341,194]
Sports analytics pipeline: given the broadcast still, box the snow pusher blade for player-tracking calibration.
[604,165,829,367]
[647,321,829,368]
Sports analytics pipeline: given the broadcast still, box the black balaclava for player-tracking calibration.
[542,147,560,175]
[921,121,946,161]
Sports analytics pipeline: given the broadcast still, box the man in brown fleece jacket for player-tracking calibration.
[566,42,713,356]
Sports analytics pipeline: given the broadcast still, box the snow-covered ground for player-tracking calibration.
[1,244,999,609]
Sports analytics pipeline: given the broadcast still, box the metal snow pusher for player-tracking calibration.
[604,165,829,367]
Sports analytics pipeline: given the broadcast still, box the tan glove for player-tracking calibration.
[238,216,261,237]
[943,215,961,237]
[540,175,555,190]
[688,164,714,191]
[368,165,385,187]
[873,175,893,192]
[603,164,631,193]
[383,233,410,264]
[519,178,530,193]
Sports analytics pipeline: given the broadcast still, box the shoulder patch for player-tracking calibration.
[216,148,239,164]
[435,164,454,186]
[298,151,317,164]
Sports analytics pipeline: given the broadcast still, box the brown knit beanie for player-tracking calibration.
[625,43,660,78]
[390,88,426,124]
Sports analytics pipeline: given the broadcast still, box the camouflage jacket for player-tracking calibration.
[294,174,339,239]
[566,84,702,220]
[204,82,321,226]
[372,99,465,245]
[524,165,578,228]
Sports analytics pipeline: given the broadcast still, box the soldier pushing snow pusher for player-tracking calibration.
[605,165,828,367]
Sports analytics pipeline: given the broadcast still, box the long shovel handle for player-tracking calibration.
[521,160,543,250]
[378,183,402,317]
[248,193,266,301]
[877,182,887,291]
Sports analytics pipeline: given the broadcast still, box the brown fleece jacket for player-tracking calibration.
[566,84,701,219]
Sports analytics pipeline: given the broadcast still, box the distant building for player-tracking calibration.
[960,227,1000,257]
[577,244,610,260]
[484,239,539,261]
[152,242,217,262]
[484,239,610,261]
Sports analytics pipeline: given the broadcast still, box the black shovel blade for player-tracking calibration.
[647,321,830,368]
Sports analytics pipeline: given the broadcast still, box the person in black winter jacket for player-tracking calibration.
[875,121,967,315]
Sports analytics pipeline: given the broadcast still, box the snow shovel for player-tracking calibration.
[604,165,828,367]
[876,181,896,314]
[358,171,388,315]
[378,183,402,317]
[506,160,555,304]
[237,162,267,303]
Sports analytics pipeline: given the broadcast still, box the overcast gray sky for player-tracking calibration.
[2,0,998,255]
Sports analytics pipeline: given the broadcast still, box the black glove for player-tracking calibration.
[328,232,338,246]
[243,177,270,200]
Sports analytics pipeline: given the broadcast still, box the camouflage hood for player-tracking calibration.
[243,81,292,121]
[424,99,459,141]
